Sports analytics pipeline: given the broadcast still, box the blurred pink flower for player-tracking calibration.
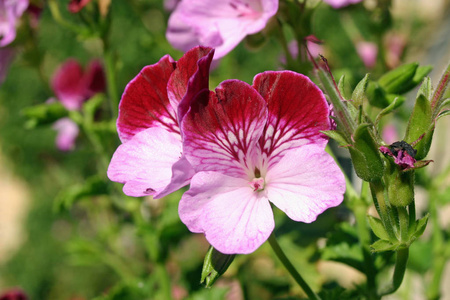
[323,0,362,9]
[382,124,399,145]
[0,288,28,300]
[166,0,278,60]
[0,0,29,47]
[51,58,105,111]
[0,47,15,85]
[108,46,214,198]
[356,41,378,68]
[385,33,406,69]
[179,71,345,254]
[52,117,80,151]
[68,0,92,13]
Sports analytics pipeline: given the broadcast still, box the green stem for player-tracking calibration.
[103,49,119,117]
[354,203,377,298]
[369,180,397,241]
[397,206,409,243]
[378,247,409,296]
[268,233,321,300]
[155,262,173,300]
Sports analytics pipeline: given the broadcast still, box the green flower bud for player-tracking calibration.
[378,62,418,95]
[201,247,235,288]
[386,164,414,207]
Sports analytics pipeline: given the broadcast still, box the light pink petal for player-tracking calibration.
[356,41,378,69]
[266,145,345,223]
[51,59,86,111]
[179,171,274,254]
[0,0,28,47]
[52,117,79,151]
[252,71,330,162]
[107,127,193,198]
[323,0,363,9]
[117,55,177,142]
[167,46,214,122]
[182,80,267,177]
[167,0,278,59]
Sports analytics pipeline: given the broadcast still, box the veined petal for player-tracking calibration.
[107,127,193,198]
[253,71,331,163]
[117,55,177,143]
[266,145,345,223]
[167,46,214,123]
[179,171,274,254]
[182,80,267,177]
[167,0,278,59]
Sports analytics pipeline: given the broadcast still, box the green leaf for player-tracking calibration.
[201,247,235,288]
[417,77,433,100]
[349,124,384,181]
[366,81,390,108]
[351,74,370,107]
[411,214,429,241]
[378,62,418,94]
[375,96,405,126]
[370,240,400,253]
[22,102,68,128]
[321,130,350,146]
[367,215,391,241]
[338,75,348,100]
[404,94,433,160]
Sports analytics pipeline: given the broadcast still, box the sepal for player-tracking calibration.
[201,247,235,288]
[349,124,384,181]
[351,74,370,107]
[321,130,350,147]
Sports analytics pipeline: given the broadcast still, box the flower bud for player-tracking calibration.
[201,247,235,287]
[378,62,418,95]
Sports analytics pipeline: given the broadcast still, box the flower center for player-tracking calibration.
[250,177,265,192]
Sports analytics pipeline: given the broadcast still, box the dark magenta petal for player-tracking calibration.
[84,60,106,98]
[51,59,86,111]
[252,71,331,160]
[182,80,267,177]
[167,46,214,123]
[117,55,177,142]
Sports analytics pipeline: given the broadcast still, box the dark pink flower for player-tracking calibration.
[166,0,278,60]
[68,0,92,13]
[323,0,362,9]
[51,59,105,111]
[380,141,416,170]
[179,71,345,254]
[107,46,215,198]
[0,0,29,47]
[0,288,28,300]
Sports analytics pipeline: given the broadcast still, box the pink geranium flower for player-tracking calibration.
[107,46,215,198]
[51,58,105,111]
[166,0,278,59]
[179,71,346,254]
[50,58,105,151]
[356,41,378,68]
[323,0,362,9]
[0,0,29,47]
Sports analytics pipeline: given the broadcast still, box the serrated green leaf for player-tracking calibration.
[352,74,370,107]
[370,240,399,253]
[367,215,390,241]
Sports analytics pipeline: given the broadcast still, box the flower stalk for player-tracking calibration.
[268,234,321,300]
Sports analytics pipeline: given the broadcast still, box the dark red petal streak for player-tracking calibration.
[182,80,267,177]
[167,46,214,122]
[117,55,177,142]
[253,71,330,161]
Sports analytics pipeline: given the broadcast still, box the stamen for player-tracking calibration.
[249,177,265,192]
